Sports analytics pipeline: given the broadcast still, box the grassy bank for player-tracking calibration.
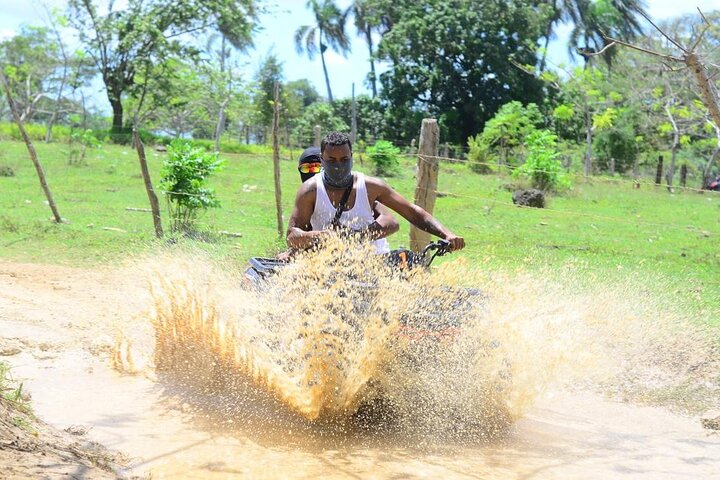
[0,139,718,322]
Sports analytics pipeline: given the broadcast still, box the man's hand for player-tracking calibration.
[444,234,465,252]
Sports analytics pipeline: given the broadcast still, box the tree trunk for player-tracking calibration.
[584,109,593,178]
[666,132,679,191]
[701,146,720,189]
[410,118,440,252]
[686,52,720,130]
[0,68,62,223]
[365,26,377,98]
[132,127,163,238]
[214,98,229,153]
[351,83,357,143]
[110,96,124,135]
[320,49,333,102]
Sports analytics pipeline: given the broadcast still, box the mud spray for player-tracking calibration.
[114,236,719,444]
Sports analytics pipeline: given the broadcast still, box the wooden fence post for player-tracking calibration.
[132,128,163,238]
[313,125,321,147]
[0,67,63,223]
[272,82,284,238]
[410,118,439,252]
[655,155,664,185]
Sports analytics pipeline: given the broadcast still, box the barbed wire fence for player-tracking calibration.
[3,119,719,263]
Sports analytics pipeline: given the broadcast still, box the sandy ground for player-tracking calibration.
[1,260,719,479]
[0,261,146,479]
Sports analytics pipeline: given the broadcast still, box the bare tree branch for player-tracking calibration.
[636,9,687,52]
[602,35,684,62]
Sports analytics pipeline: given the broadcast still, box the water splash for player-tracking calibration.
[114,238,719,439]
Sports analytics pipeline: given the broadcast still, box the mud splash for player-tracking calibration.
[115,237,719,441]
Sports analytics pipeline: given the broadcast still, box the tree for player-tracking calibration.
[294,0,350,102]
[546,66,621,176]
[468,101,543,168]
[68,0,258,135]
[539,0,647,71]
[292,102,348,145]
[252,53,284,144]
[348,0,387,98]
[0,26,58,123]
[332,94,385,142]
[373,0,546,144]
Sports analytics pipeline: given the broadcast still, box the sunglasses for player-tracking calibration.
[298,162,322,174]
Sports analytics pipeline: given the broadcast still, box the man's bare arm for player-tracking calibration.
[286,182,328,249]
[363,201,400,240]
[370,179,465,251]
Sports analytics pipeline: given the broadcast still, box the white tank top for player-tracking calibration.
[311,172,391,254]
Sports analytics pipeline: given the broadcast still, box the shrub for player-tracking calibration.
[67,129,102,166]
[513,130,571,192]
[160,140,224,233]
[367,140,401,176]
[467,135,495,174]
[0,165,14,177]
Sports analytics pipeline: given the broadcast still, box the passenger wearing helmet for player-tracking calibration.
[287,132,464,253]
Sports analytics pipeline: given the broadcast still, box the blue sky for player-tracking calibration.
[0,0,718,111]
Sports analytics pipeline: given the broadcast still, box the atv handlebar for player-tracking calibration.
[420,239,452,268]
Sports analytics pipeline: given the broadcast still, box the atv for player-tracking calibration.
[243,240,480,340]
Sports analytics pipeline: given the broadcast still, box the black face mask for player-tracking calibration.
[321,157,353,189]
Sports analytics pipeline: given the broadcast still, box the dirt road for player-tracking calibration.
[1,261,718,479]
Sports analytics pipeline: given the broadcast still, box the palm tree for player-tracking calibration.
[539,0,647,71]
[348,0,386,98]
[295,0,350,102]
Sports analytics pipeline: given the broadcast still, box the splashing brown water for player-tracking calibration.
[115,237,719,442]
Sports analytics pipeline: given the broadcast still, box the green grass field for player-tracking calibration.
[1,139,719,323]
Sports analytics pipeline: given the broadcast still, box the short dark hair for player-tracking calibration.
[320,131,352,154]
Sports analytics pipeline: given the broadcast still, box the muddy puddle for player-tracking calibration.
[1,247,719,479]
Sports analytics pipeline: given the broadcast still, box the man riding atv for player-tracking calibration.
[287,132,464,254]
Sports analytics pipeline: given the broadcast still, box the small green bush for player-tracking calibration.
[160,140,224,233]
[513,130,571,192]
[367,140,401,176]
[0,165,15,177]
[67,129,102,166]
[467,135,495,174]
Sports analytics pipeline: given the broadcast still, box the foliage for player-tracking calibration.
[366,140,400,176]
[67,129,102,166]
[0,164,14,177]
[292,102,348,145]
[467,101,543,172]
[294,0,350,101]
[160,140,224,233]
[593,108,639,173]
[0,122,72,142]
[467,136,494,174]
[253,54,284,130]
[513,130,570,192]
[331,94,386,143]
[0,26,59,123]
[372,0,545,143]
[539,0,647,70]
[68,0,259,133]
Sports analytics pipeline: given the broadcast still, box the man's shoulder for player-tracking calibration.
[363,174,390,191]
